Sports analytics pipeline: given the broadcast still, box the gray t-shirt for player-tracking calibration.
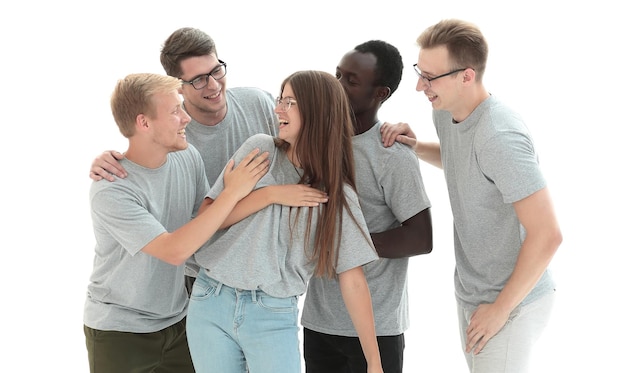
[184,86,277,276]
[434,95,554,308]
[84,144,209,333]
[301,121,431,337]
[193,134,379,298]
[184,86,278,186]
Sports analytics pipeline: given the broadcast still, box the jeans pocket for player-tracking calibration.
[190,276,219,301]
[256,294,297,313]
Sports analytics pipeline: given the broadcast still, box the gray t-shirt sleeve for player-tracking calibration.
[477,128,546,203]
[90,185,167,256]
[335,186,379,274]
[352,123,430,233]
[207,134,277,200]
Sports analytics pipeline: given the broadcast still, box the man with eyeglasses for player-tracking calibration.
[381,19,562,372]
[88,27,326,293]
[301,40,433,373]
[91,27,276,188]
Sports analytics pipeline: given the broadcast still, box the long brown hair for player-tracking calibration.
[276,70,368,278]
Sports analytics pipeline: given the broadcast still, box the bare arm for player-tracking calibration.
[465,187,562,354]
[411,141,442,169]
[380,122,442,169]
[205,184,329,229]
[141,149,269,265]
[338,267,384,373]
[371,209,433,258]
[89,150,128,181]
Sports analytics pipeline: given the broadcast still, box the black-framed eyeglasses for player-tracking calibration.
[181,60,227,90]
[413,64,466,88]
[275,97,297,112]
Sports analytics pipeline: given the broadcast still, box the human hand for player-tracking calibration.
[367,364,384,373]
[271,184,328,207]
[223,149,270,200]
[395,135,417,149]
[380,122,415,147]
[466,303,510,355]
[89,150,127,181]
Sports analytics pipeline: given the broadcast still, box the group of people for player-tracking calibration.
[83,19,562,373]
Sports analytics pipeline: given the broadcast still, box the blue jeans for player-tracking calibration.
[457,290,556,373]
[186,269,301,373]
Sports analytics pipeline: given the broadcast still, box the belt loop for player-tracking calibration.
[251,289,257,302]
[215,282,223,296]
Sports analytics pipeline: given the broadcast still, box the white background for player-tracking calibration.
[1,1,624,372]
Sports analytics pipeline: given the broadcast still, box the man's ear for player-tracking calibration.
[378,86,391,103]
[136,114,149,131]
[463,68,476,83]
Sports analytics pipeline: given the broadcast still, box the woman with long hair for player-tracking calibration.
[186,70,383,373]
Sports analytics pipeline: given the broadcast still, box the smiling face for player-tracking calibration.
[178,54,227,125]
[415,45,464,113]
[147,89,191,152]
[274,82,301,146]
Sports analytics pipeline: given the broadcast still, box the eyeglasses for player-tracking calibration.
[181,60,227,90]
[413,64,466,88]
[275,97,297,112]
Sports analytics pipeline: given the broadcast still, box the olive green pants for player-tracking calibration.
[84,317,194,373]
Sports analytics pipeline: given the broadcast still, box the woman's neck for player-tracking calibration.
[286,147,301,168]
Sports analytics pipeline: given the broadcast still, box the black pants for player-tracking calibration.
[304,327,404,373]
[185,275,196,296]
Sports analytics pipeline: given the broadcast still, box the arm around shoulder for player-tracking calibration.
[414,141,442,169]
[379,122,442,169]
[89,150,127,181]
[142,149,270,265]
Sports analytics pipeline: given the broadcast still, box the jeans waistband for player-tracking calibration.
[202,270,260,301]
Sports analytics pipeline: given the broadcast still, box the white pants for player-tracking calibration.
[457,290,556,373]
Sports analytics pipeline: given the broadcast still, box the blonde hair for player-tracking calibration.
[417,19,488,82]
[110,73,181,138]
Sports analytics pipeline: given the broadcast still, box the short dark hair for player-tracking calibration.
[354,40,403,96]
[160,27,218,78]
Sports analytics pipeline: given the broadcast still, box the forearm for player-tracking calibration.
[416,141,442,169]
[372,229,431,259]
[371,210,433,258]
[218,187,274,228]
[493,231,561,313]
[218,184,328,228]
[495,188,563,312]
[143,189,242,265]
[338,268,382,369]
